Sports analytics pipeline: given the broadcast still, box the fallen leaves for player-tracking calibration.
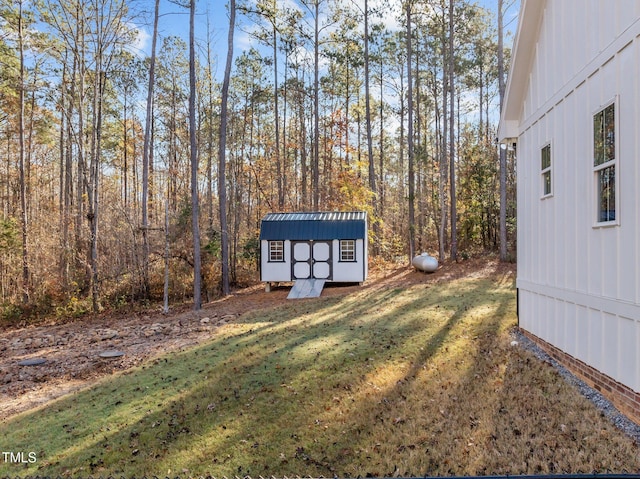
[3,263,640,478]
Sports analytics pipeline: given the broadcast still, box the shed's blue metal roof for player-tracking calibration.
[259,211,367,240]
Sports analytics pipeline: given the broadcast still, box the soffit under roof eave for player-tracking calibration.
[500,0,546,125]
[498,120,520,142]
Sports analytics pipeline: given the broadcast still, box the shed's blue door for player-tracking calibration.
[292,241,332,280]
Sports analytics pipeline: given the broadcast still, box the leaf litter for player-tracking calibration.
[0,257,638,477]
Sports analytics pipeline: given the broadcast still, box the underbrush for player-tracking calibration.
[0,260,261,329]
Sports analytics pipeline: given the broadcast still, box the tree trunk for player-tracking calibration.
[88,66,105,313]
[299,74,309,210]
[272,7,283,210]
[498,0,507,261]
[206,15,215,233]
[449,0,457,261]
[59,58,68,291]
[364,0,374,193]
[141,0,160,299]
[398,62,405,241]
[414,41,422,251]
[478,42,484,141]
[189,0,202,309]
[75,19,86,289]
[163,201,170,313]
[63,55,76,294]
[312,0,320,210]
[364,0,377,252]
[406,1,415,262]
[218,0,235,296]
[439,24,448,263]
[378,45,385,223]
[17,0,30,304]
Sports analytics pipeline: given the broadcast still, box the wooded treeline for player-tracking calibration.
[0,0,516,317]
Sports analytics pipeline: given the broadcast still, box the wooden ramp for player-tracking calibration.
[287,279,326,299]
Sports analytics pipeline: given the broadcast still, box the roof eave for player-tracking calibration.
[499,0,547,141]
[498,120,520,141]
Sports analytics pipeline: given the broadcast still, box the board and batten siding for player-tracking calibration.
[513,1,640,395]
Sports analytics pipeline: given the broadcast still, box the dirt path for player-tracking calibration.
[1,257,513,420]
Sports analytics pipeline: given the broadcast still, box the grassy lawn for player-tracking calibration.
[1,271,638,477]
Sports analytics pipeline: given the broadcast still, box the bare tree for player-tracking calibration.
[17,0,30,303]
[86,0,132,312]
[363,0,379,253]
[312,0,321,210]
[438,3,448,263]
[498,0,507,261]
[189,0,202,309]
[364,0,374,197]
[406,0,415,261]
[268,0,283,210]
[449,0,457,261]
[141,0,160,299]
[218,0,236,296]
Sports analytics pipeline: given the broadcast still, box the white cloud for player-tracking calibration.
[235,27,259,52]
[125,21,151,57]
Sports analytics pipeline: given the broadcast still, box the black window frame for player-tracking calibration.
[593,100,618,226]
[541,143,552,197]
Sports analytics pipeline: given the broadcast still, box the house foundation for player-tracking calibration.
[520,328,640,426]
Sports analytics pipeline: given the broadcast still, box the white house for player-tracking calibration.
[499,0,640,422]
[259,212,368,294]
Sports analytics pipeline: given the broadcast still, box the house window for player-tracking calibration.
[339,240,356,262]
[268,240,284,262]
[593,102,616,223]
[541,143,552,197]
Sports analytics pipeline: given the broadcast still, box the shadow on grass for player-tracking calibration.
[7,267,632,477]
[0,270,512,476]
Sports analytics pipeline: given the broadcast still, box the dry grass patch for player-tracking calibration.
[1,269,638,477]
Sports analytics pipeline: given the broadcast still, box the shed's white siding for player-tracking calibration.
[331,238,367,282]
[509,1,640,393]
[260,240,292,282]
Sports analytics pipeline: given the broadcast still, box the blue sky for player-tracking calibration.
[132,0,521,82]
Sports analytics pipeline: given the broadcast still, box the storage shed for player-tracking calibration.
[259,212,368,292]
[499,0,640,422]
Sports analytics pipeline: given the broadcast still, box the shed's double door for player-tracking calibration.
[292,241,332,280]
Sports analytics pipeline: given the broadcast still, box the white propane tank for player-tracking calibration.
[412,253,438,273]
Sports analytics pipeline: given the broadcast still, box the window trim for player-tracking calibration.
[541,142,553,199]
[268,240,285,262]
[339,239,357,262]
[592,97,619,228]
